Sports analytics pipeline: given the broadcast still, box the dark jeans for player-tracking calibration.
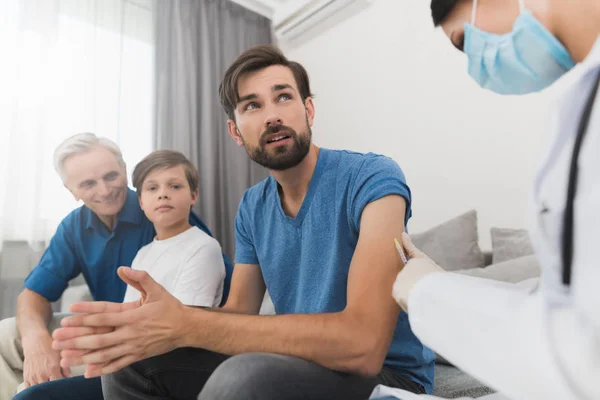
[102,348,425,400]
[12,376,103,400]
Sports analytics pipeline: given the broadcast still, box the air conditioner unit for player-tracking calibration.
[273,0,374,42]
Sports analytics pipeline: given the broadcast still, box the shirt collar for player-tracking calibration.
[84,188,143,231]
[578,34,600,77]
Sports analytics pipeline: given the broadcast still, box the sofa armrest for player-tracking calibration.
[60,284,92,313]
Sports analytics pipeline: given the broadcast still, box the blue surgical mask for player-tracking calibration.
[464,0,575,95]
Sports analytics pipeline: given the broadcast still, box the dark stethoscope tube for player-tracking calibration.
[561,70,600,286]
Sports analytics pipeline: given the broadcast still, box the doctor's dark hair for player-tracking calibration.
[219,44,314,121]
[132,150,199,196]
[431,0,459,26]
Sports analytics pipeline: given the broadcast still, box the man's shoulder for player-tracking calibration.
[330,149,403,179]
[130,240,152,266]
[185,226,222,249]
[56,204,92,235]
[135,236,156,253]
[239,176,274,208]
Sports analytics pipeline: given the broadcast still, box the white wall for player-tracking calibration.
[280,0,564,249]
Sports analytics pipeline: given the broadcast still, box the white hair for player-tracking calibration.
[54,132,125,182]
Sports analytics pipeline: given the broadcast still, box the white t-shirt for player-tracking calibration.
[123,226,225,307]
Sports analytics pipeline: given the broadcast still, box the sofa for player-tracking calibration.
[60,209,540,399]
[408,210,540,398]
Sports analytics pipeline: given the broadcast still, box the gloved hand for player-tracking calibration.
[392,232,445,312]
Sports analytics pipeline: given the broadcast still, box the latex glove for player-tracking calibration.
[392,232,445,312]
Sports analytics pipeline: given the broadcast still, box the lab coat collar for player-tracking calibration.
[533,34,600,200]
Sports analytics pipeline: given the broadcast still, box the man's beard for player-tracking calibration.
[244,123,312,171]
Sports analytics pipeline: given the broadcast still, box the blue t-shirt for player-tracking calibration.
[25,188,233,303]
[235,148,435,393]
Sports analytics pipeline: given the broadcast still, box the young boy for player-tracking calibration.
[125,150,225,307]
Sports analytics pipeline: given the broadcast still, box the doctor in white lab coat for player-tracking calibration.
[390,0,600,399]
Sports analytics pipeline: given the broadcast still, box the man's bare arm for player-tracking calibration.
[17,288,71,386]
[176,195,406,376]
[16,289,53,341]
[55,196,406,377]
[220,263,266,314]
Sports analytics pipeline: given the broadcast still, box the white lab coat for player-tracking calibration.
[373,36,600,400]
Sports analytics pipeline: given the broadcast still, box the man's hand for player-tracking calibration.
[21,332,71,389]
[392,232,445,311]
[52,267,189,378]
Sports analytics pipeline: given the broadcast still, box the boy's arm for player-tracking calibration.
[173,240,226,307]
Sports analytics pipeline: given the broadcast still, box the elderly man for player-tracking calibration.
[0,133,232,400]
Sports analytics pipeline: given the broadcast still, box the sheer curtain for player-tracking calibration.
[0,0,155,256]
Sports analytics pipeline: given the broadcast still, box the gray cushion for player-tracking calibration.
[411,210,485,271]
[490,227,534,264]
[433,364,494,399]
[454,254,540,284]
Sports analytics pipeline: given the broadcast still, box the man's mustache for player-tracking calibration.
[259,124,297,146]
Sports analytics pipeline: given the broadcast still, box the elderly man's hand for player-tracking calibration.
[52,267,188,378]
[21,332,71,389]
[392,232,445,311]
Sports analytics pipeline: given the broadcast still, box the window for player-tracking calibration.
[0,0,155,247]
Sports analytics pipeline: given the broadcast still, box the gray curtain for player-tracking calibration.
[154,0,271,259]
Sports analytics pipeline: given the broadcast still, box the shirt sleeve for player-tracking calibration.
[23,220,81,302]
[349,155,412,230]
[173,239,226,307]
[190,210,233,286]
[408,273,600,400]
[234,194,259,265]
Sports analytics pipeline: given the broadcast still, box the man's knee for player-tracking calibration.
[12,382,57,400]
[0,317,19,339]
[198,353,296,400]
[101,366,141,398]
[0,317,21,357]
